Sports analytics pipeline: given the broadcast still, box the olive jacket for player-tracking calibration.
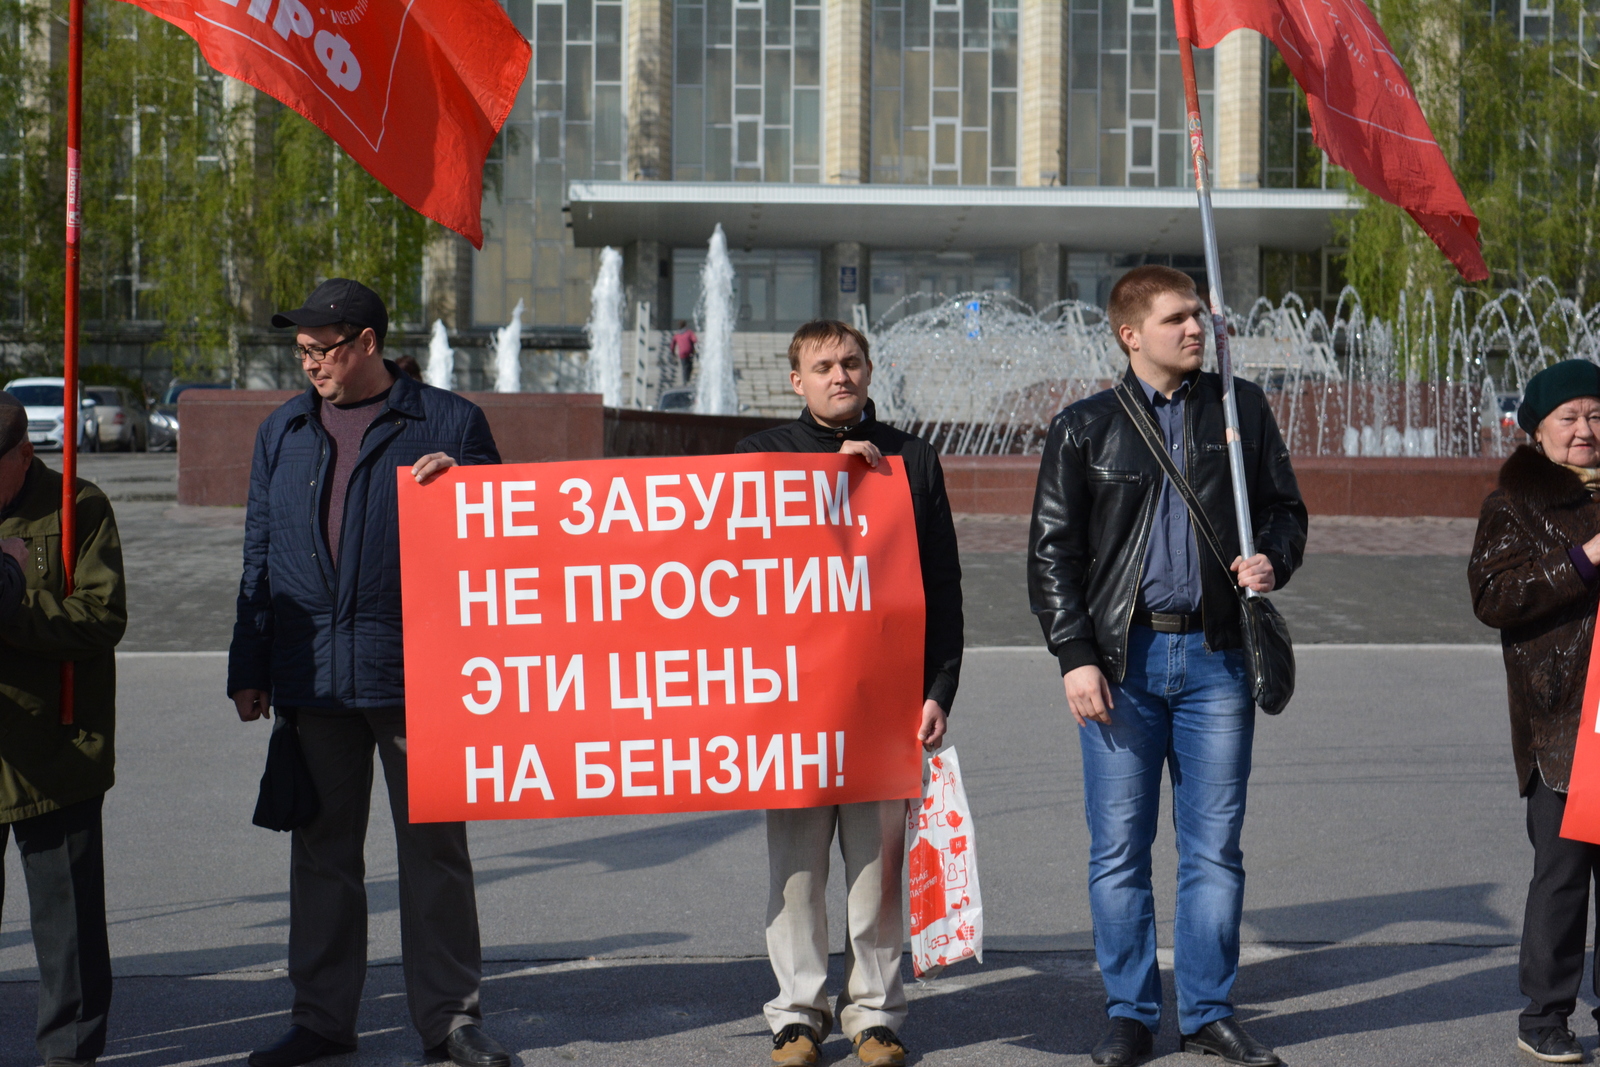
[0,459,126,822]
[1469,445,1600,795]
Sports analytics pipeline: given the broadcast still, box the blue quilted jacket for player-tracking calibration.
[227,364,501,708]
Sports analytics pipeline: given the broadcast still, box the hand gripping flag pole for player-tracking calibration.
[60,0,83,726]
[1174,29,1258,593]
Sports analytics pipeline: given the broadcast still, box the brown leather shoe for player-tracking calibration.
[771,1023,820,1066]
[852,1027,907,1067]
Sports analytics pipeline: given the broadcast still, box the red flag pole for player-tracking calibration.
[60,0,83,726]
[1177,32,1258,586]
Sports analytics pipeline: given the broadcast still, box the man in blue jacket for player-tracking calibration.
[228,280,507,1067]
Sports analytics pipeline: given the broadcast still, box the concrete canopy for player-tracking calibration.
[565,180,1359,254]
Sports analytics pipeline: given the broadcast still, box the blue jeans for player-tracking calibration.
[1079,626,1254,1035]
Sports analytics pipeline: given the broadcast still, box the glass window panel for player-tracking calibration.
[905,51,931,125]
[709,0,733,44]
[903,128,930,182]
[708,126,733,179]
[795,9,822,82]
[1159,53,1181,127]
[1130,170,1154,186]
[536,5,564,79]
[991,11,1017,87]
[963,0,988,48]
[1193,47,1214,87]
[933,169,959,184]
[566,46,592,120]
[566,122,591,177]
[764,127,790,180]
[508,0,535,36]
[907,0,930,46]
[736,9,763,83]
[935,123,957,164]
[538,115,562,159]
[766,0,792,44]
[1130,92,1154,120]
[875,10,903,85]
[1130,49,1155,91]
[596,6,622,80]
[793,88,821,163]
[1099,131,1124,183]
[962,130,987,182]
[1071,13,1098,89]
[873,90,904,178]
[709,51,733,121]
[990,90,1015,166]
[1102,0,1125,47]
[775,256,819,324]
[1099,54,1125,128]
[990,168,1014,185]
[675,89,704,176]
[933,12,960,85]
[737,119,761,162]
[736,87,762,114]
[677,6,705,84]
[567,0,592,41]
[962,52,987,124]
[537,83,562,109]
[766,53,791,121]
[1131,125,1152,167]
[593,162,621,179]
[736,165,762,180]
[934,89,960,116]
[595,85,623,161]
[1069,93,1097,170]
[793,166,819,181]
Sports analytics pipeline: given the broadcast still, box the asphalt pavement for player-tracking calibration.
[0,454,1544,1067]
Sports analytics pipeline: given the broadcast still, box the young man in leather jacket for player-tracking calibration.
[1027,266,1307,1067]
[735,320,962,1067]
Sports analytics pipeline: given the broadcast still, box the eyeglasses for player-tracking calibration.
[293,332,364,364]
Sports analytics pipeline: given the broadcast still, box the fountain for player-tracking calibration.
[494,299,524,394]
[869,280,1598,458]
[426,319,454,391]
[694,223,738,416]
[586,247,625,406]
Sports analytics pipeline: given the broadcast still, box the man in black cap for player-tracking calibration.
[229,279,510,1067]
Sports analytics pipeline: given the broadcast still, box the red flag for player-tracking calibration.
[121,0,530,248]
[1175,0,1489,282]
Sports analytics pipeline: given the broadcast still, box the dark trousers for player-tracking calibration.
[288,708,483,1048]
[0,795,112,1064]
[1521,777,1600,1029]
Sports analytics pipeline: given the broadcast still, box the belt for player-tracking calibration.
[1133,609,1202,634]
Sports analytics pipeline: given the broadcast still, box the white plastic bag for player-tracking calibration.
[907,747,983,978]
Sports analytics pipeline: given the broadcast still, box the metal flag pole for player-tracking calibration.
[60,0,83,725]
[1176,30,1259,596]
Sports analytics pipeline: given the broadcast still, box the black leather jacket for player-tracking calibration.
[1027,367,1307,681]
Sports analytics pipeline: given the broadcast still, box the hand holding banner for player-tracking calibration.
[399,454,928,823]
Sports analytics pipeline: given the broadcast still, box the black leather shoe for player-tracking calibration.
[1092,1017,1154,1066]
[1518,1026,1585,1063]
[1180,1017,1280,1066]
[247,1026,356,1067]
[426,1024,512,1067]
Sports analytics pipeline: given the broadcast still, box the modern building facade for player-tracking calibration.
[472,0,1356,337]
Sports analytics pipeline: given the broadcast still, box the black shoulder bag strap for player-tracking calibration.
[1111,381,1232,574]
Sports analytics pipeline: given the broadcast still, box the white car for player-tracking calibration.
[6,377,89,452]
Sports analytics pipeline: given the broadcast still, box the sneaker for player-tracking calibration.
[1519,1026,1585,1063]
[771,1023,820,1067]
[852,1027,907,1067]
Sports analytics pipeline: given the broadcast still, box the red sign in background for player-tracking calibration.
[399,454,927,822]
[1561,607,1600,842]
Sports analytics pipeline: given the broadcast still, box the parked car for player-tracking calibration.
[83,385,150,452]
[151,380,232,452]
[658,388,695,412]
[5,377,89,452]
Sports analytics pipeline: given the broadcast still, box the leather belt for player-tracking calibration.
[1133,610,1202,634]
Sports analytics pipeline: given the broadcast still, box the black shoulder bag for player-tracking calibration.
[1113,382,1295,715]
[252,708,321,831]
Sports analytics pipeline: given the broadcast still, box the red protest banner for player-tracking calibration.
[1560,606,1600,842]
[122,0,529,247]
[398,454,928,823]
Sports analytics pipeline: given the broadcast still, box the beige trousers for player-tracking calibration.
[763,800,909,1040]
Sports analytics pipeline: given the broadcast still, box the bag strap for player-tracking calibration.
[1112,380,1237,582]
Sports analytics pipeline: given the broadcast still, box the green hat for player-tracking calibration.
[1519,360,1600,433]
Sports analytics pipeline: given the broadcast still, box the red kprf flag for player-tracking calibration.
[1174,0,1488,281]
[121,0,530,248]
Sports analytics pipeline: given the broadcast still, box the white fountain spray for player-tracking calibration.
[586,247,625,406]
[494,299,524,393]
[694,224,738,415]
[425,319,454,391]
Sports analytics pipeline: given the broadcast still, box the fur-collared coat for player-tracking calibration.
[1470,445,1600,794]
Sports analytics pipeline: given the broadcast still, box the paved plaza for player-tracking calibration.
[0,455,1556,1066]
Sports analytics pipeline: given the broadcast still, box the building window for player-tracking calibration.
[869,0,1019,185]
[672,248,820,330]
[1262,248,1346,321]
[1065,0,1212,187]
[868,251,1019,321]
[673,0,823,182]
[1065,252,1204,306]
[1263,50,1325,188]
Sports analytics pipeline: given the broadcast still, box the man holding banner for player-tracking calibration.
[228,280,509,1067]
[1029,267,1306,1067]
[735,320,963,1067]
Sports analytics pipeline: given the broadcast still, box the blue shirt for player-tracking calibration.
[1137,375,1201,614]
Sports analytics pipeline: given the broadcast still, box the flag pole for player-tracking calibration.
[60,0,83,725]
[1176,32,1258,592]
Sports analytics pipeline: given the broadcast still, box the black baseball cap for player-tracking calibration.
[272,278,388,344]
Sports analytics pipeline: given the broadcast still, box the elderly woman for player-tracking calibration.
[1471,359,1600,1064]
